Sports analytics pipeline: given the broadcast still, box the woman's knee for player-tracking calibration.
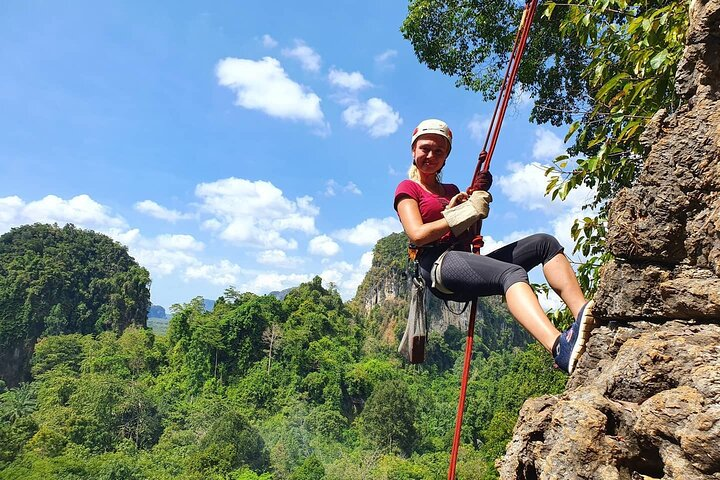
[529,233,563,263]
[501,264,528,292]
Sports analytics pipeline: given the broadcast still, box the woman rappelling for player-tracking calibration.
[393,118,595,374]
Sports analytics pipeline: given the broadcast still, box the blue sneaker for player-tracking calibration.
[553,300,595,374]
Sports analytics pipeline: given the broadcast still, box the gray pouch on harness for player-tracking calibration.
[398,276,427,364]
[430,249,454,295]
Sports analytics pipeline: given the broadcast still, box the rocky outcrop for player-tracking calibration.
[499,0,720,478]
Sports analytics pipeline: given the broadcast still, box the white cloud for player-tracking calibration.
[105,230,206,279]
[514,87,534,107]
[319,251,373,299]
[468,114,492,143]
[478,235,505,255]
[201,218,223,231]
[538,290,564,312]
[478,230,535,255]
[195,177,319,249]
[134,200,192,222]
[359,250,373,270]
[345,181,361,195]
[262,34,278,48]
[256,249,304,267]
[549,206,597,262]
[532,128,566,160]
[374,49,397,69]
[324,180,362,197]
[342,98,402,137]
[241,272,312,295]
[216,56,324,123]
[133,248,200,277]
[497,161,594,214]
[328,68,372,91]
[282,40,321,72]
[155,234,204,251]
[185,260,244,286]
[333,216,402,246]
[0,194,127,234]
[308,234,341,256]
[325,180,338,197]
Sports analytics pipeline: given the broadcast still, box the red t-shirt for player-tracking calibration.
[394,179,461,244]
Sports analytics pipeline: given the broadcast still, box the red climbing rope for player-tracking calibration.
[448,0,539,477]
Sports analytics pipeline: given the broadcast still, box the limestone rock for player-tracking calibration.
[500,0,720,477]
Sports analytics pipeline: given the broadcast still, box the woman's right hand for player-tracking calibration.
[447,191,469,209]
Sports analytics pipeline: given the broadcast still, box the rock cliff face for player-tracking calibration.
[499,0,720,478]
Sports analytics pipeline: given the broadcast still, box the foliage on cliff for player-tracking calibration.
[352,232,409,309]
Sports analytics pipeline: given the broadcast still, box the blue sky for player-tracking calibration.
[0,1,593,310]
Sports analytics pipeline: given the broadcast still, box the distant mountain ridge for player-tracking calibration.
[148,298,217,320]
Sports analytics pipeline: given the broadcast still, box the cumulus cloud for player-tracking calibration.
[282,40,321,72]
[497,162,594,214]
[103,230,206,279]
[468,114,492,143]
[342,98,402,137]
[256,249,304,267]
[185,260,244,286]
[262,34,278,48]
[478,230,536,255]
[216,56,324,124]
[324,179,362,197]
[0,194,127,234]
[319,250,374,299]
[133,248,201,277]
[241,272,312,295]
[328,68,372,91]
[374,49,397,69]
[154,234,204,251]
[308,234,340,256]
[344,182,362,195]
[134,200,192,222]
[195,177,319,250]
[532,127,566,160]
[333,216,401,246]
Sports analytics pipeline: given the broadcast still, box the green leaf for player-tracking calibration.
[649,49,669,70]
[564,122,581,142]
[543,2,557,19]
[597,72,630,100]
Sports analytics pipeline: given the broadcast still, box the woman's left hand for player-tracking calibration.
[447,191,469,209]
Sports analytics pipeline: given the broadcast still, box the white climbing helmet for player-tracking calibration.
[411,119,453,153]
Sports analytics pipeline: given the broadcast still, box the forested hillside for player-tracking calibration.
[0,224,150,388]
[0,227,567,479]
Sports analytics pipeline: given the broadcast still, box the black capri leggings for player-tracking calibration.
[417,233,564,303]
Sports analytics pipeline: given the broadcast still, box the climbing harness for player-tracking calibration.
[447,0,540,477]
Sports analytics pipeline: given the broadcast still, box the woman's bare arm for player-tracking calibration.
[396,196,453,246]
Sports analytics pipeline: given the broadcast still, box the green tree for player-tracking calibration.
[290,454,325,480]
[30,334,91,378]
[0,382,38,423]
[358,379,418,455]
